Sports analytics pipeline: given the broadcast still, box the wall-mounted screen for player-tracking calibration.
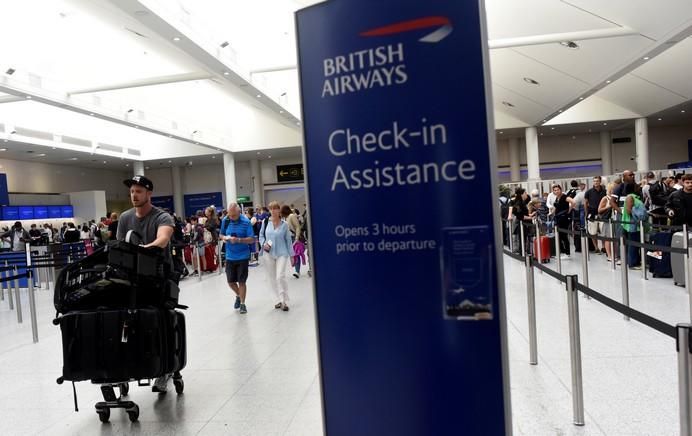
[60,205,74,218]
[48,206,62,218]
[2,206,19,221]
[18,206,34,220]
[33,206,48,220]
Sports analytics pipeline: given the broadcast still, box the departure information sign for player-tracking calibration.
[296,1,510,434]
[276,164,304,182]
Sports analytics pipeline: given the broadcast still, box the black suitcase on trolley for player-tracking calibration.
[649,231,673,278]
[59,307,186,383]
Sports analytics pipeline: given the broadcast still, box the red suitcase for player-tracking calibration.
[533,236,550,263]
[203,243,218,272]
[183,246,192,265]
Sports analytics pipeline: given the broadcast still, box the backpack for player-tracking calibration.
[648,181,670,207]
[499,197,510,220]
[631,196,648,222]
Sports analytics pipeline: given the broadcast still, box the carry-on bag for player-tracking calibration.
[649,231,673,278]
[671,231,690,286]
[203,243,218,272]
[533,236,550,263]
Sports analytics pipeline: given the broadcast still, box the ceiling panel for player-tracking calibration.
[492,84,552,126]
[629,37,692,99]
[514,35,652,85]
[490,49,590,111]
[596,74,687,116]
[485,0,617,40]
[565,0,692,40]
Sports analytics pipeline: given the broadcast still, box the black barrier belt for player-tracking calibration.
[575,283,676,339]
[502,249,524,262]
[625,240,687,254]
[589,234,619,243]
[0,272,29,283]
[531,259,567,282]
[650,223,684,231]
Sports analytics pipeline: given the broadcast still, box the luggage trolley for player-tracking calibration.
[53,238,187,423]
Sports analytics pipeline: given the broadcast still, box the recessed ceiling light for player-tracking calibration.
[603,122,608,125]
[37,153,46,157]
[194,142,199,145]
[103,161,107,164]
[256,94,261,98]
[168,135,173,138]
[279,110,284,114]
[502,101,515,108]
[540,133,544,136]
[499,131,504,134]
[658,118,663,121]
[559,110,563,113]
[2,140,7,143]
[579,97,584,100]
[168,160,172,163]
[268,155,272,158]
[257,151,261,155]
[25,95,31,99]
[125,164,129,167]
[51,147,56,150]
[212,156,216,159]
[643,57,650,60]
[523,77,540,85]
[134,126,139,129]
[606,80,611,84]
[173,37,180,41]
[560,41,579,49]
[68,157,78,161]
[296,122,301,126]
[0,148,6,151]
[551,127,555,130]
[682,110,686,113]
[145,166,150,170]
[89,113,94,116]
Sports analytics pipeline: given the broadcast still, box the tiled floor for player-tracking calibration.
[0,249,686,435]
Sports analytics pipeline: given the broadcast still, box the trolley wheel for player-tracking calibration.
[126,404,139,423]
[174,378,184,394]
[96,407,110,423]
[119,383,129,397]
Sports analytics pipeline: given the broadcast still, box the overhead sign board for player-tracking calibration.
[276,164,304,182]
[296,1,509,434]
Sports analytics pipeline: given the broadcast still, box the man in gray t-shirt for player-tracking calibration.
[118,174,176,393]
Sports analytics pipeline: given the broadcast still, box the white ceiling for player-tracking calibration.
[0,0,690,164]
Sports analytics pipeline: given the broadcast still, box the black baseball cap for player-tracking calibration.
[124,175,154,191]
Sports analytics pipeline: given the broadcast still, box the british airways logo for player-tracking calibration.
[321,16,453,98]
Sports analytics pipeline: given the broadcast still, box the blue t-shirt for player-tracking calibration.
[220,215,255,261]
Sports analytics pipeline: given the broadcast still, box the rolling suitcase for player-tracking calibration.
[203,243,218,272]
[649,232,673,278]
[671,232,691,286]
[533,236,550,263]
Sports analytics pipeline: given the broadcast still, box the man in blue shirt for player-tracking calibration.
[220,203,256,314]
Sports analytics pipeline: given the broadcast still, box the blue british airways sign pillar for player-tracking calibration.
[296,1,510,435]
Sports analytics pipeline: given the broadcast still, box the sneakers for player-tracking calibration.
[631,265,642,270]
[152,374,171,393]
[239,304,247,314]
[560,253,570,259]
[274,302,283,309]
[282,303,289,312]
[292,273,299,278]
[234,296,241,310]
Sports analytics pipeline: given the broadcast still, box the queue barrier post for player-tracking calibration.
[509,220,515,253]
[0,265,4,302]
[580,231,590,299]
[555,228,562,275]
[640,224,647,281]
[610,218,617,271]
[520,221,526,258]
[565,275,585,426]
[534,219,543,272]
[218,242,224,276]
[525,254,538,365]
[194,244,202,282]
[5,261,14,310]
[620,234,630,321]
[677,324,692,436]
[25,245,38,343]
[685,224,692,323]
[13,265,22,324]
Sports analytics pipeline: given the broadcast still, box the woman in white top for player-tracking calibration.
[259,201,295,311]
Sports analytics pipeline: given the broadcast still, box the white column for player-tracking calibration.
[171,166,184,216]
[509,137,520,182]
[133,161,145,176]
[600,131,612,175]
[635,117,649,172]
[223,152,237,207]
[250,159,264,207]
[525,127,540,181]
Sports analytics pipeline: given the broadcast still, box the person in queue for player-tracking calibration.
[584,176,606,254]
[666,174,692,227]
[259,201,294,311]
[219,203,255,314]
[1,221,30,252]
[597,183,616,262]
[551,184,575,258]
[116,175,176,393]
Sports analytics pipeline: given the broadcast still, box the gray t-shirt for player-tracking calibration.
[116,206,175,263]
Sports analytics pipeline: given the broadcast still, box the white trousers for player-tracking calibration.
[264,255,290,304]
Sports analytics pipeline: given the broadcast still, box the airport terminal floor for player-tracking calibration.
[0,249,684,435]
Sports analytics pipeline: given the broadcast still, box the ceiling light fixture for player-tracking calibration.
[682,110,686,113]
[220,41,229,48]
[579,97,584,100]
[268,155,272,158]
[103,161,107,164]
[68,157,78,161]
[658,118,663,121]
[25,95,31,99]
[643,57,650,60]
[551,127,555,130]
[223,71,229,76]
[0,148,6,151]
[173,37,181,41]
[279,110,284,114]
[501,101,515,108]
[212,156,216,159]
[127,108,134,113]
[256,94,261,98]
[37,153,46,157]
[523,77,540,85]
[603,122,608,125]
[559,110,563,113]
[559,41,579,50]
[89,113,94,116]
[499,131,504,134]
[5,68,15,75]
[606,80,611,84]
